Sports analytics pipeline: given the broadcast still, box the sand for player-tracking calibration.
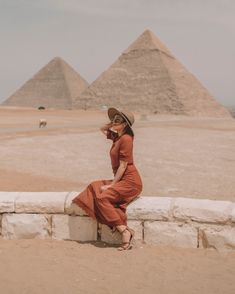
[0,107,235,293]
[0,239,235,294]
[0,107,234,200]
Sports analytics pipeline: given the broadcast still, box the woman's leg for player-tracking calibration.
[72,179,113,222]
[73,180,136,248]
[94,188,125,227]
[116,225,134,250]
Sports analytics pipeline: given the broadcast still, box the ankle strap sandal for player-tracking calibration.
[117,227,135,251]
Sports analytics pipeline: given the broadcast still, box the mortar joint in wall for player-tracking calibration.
[45,214,52,237]
[169,198,176,221]
[141,220,144,243]
[97,223,102,241]
[196,227,200,248]
[64,191,72,213]
[142,221,147,244]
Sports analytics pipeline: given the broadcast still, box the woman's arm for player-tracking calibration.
[101,160,128,191]
[111,160,128,185]
[100,122,112,135]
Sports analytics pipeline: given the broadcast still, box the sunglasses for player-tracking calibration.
[111,115,125,124]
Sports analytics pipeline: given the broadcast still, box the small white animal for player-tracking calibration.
[39,119,47,128]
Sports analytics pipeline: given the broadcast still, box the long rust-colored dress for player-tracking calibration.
[72,129,143,228]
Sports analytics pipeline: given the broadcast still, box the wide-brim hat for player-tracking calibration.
[107,107,135,129]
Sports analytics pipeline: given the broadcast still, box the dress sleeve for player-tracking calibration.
[106,129,118,141]
[119,135,133,162]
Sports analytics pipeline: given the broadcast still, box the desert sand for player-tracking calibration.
[0,107,234,200]
[0,238,235,294]
[0,106,235,294]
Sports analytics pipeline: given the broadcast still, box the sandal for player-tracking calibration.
[117,227,135,251]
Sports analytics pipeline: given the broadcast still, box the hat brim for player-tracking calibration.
[107,107,133,130]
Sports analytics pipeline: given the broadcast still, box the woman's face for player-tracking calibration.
[111,114,127,132]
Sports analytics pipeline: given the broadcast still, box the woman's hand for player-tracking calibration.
[100,184,113,191]
[100,122,112,135]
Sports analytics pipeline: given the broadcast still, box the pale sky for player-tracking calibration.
[0,0,235,106]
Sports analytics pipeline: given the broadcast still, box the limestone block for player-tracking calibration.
[199,225,235,251]
[128,220,143,242]
[173,198,232,223]
[101,220,143,245]
[127,197,172,220]
[100,225,121,245]
[65,191,87,216]
[2,214,50,239]
[15,192,68,213]
[144,221,198,248]
[52,215,97,241]
[0,192,19,213]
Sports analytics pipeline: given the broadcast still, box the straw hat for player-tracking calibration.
[107,107,135,129]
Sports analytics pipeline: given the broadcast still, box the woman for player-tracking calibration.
[72,107,143,250]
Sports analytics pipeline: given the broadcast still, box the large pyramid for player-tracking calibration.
[2,57,88,109]
[73,30,230,117]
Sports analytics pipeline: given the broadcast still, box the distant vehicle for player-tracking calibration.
[38,106,45,110]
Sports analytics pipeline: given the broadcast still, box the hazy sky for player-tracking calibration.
[0,0,234,106]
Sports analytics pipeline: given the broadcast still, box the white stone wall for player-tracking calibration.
[0,192,235,251]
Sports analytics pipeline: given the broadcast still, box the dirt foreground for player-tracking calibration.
[0,239,234,294]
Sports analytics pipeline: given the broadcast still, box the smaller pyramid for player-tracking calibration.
[2,57,88,109]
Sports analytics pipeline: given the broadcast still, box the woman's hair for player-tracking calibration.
[123,124,134,137]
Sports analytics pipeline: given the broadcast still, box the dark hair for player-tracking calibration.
[123,124,134,137]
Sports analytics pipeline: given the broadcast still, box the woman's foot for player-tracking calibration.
[117,226,135,251]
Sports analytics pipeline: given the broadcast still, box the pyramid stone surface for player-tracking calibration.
[73,30,230,117]
[2,57,88,109]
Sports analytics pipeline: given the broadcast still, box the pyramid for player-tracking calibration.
[73,30,230,117]
[2,57,89,109]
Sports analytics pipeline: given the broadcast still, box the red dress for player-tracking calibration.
[72,129,143,227]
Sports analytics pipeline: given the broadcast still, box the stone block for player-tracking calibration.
[52,215,97,241]
[65,191,87,216]
[15,192,68,213]
[0,192,19,213]
[173,198,232,223]
[144,221,198,248]
[100,225,121,245]
[2,214,50,239]
[127,197,172,220]
[199,225,235,251]
[101,220,143,245]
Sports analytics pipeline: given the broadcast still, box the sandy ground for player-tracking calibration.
[0,107,234,200]
[0,107,235,293]
[0,239,234,294]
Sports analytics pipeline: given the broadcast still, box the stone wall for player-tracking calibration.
[1,192,235,251]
